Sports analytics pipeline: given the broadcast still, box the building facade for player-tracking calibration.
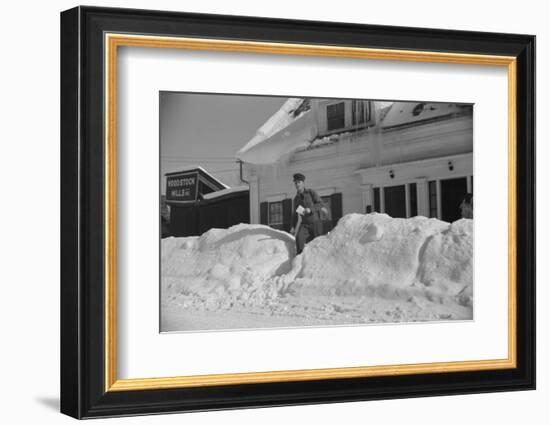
[237,98,473,234]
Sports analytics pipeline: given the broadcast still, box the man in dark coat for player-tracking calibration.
[289,173,325,254]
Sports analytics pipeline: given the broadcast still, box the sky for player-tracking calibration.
[160,92,287,193]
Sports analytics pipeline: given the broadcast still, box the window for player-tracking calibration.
[351,100,370,126]
[326,102,345,131]
[372,184,418,217]
[384,185,407,218]
[268,201,283,228]
[320,196,333,221]
[320,196,333,235]
[408,183,418,217]
[440,177,468,223]
[373,187,381,213]
[428,180,438,218]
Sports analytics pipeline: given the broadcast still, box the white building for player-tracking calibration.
[236,98,473,233]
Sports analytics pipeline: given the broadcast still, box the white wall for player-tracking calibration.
[1,1,545,424]
[255,113,473,221]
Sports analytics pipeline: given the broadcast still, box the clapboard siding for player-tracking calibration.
[249,112,473,222]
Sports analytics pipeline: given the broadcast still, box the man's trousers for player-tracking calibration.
[295,221,322,254]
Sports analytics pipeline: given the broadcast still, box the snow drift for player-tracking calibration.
[162,214,473,318]
[162,224,296,307]
[280,214,472,308]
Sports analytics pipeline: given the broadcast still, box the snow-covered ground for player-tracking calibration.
[161,213,473,332]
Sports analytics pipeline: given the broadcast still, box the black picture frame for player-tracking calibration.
[60,5,535,419]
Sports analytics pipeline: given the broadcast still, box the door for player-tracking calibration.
[440,177,468,223]
[384,185,406,218]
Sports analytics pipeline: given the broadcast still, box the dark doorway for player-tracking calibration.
[384,185,406,218]
[440,177,468,222]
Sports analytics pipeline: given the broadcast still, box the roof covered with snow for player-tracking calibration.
[165,165,229,189]
[235,98,314,165]
[381,102,471,129]
[237,99,310,155]
[235,99,471,165]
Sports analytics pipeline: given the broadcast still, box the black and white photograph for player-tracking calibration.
[160,92,474,332]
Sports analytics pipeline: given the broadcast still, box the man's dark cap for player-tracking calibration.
[293,173,305,182]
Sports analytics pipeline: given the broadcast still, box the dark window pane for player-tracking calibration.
[351,100,371,126]
[428,180,438,218]
[320,196,333,234]
[384,185,406,218]
[440,177,467,223]
[268,201,283,225]
[409,183,418,217]
[327,102,345,131]
[352,100,366,126]
[373,187,380,213]
[320,196,332,221]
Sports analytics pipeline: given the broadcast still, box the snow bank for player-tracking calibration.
[281,214,472,307]
[162,214,473,311]
[162,224,295,306]
[416,219,473,307]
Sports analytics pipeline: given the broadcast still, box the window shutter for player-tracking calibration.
[282,198,292,232]
[330,192,343,227]
[260,202,268,225]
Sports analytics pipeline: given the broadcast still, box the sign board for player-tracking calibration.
[166,172,199,202]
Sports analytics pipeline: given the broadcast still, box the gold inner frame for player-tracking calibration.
[104,33,517,392]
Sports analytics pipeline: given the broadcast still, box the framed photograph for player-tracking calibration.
[60,6,535,419]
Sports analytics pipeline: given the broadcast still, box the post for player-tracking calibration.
[361,184,374,213]
[415,178,429,217]
[249,175,260,224]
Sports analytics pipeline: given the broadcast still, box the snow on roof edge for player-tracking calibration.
[202,185,249,200]
[237,98,307,156]
[165,165,230,189]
